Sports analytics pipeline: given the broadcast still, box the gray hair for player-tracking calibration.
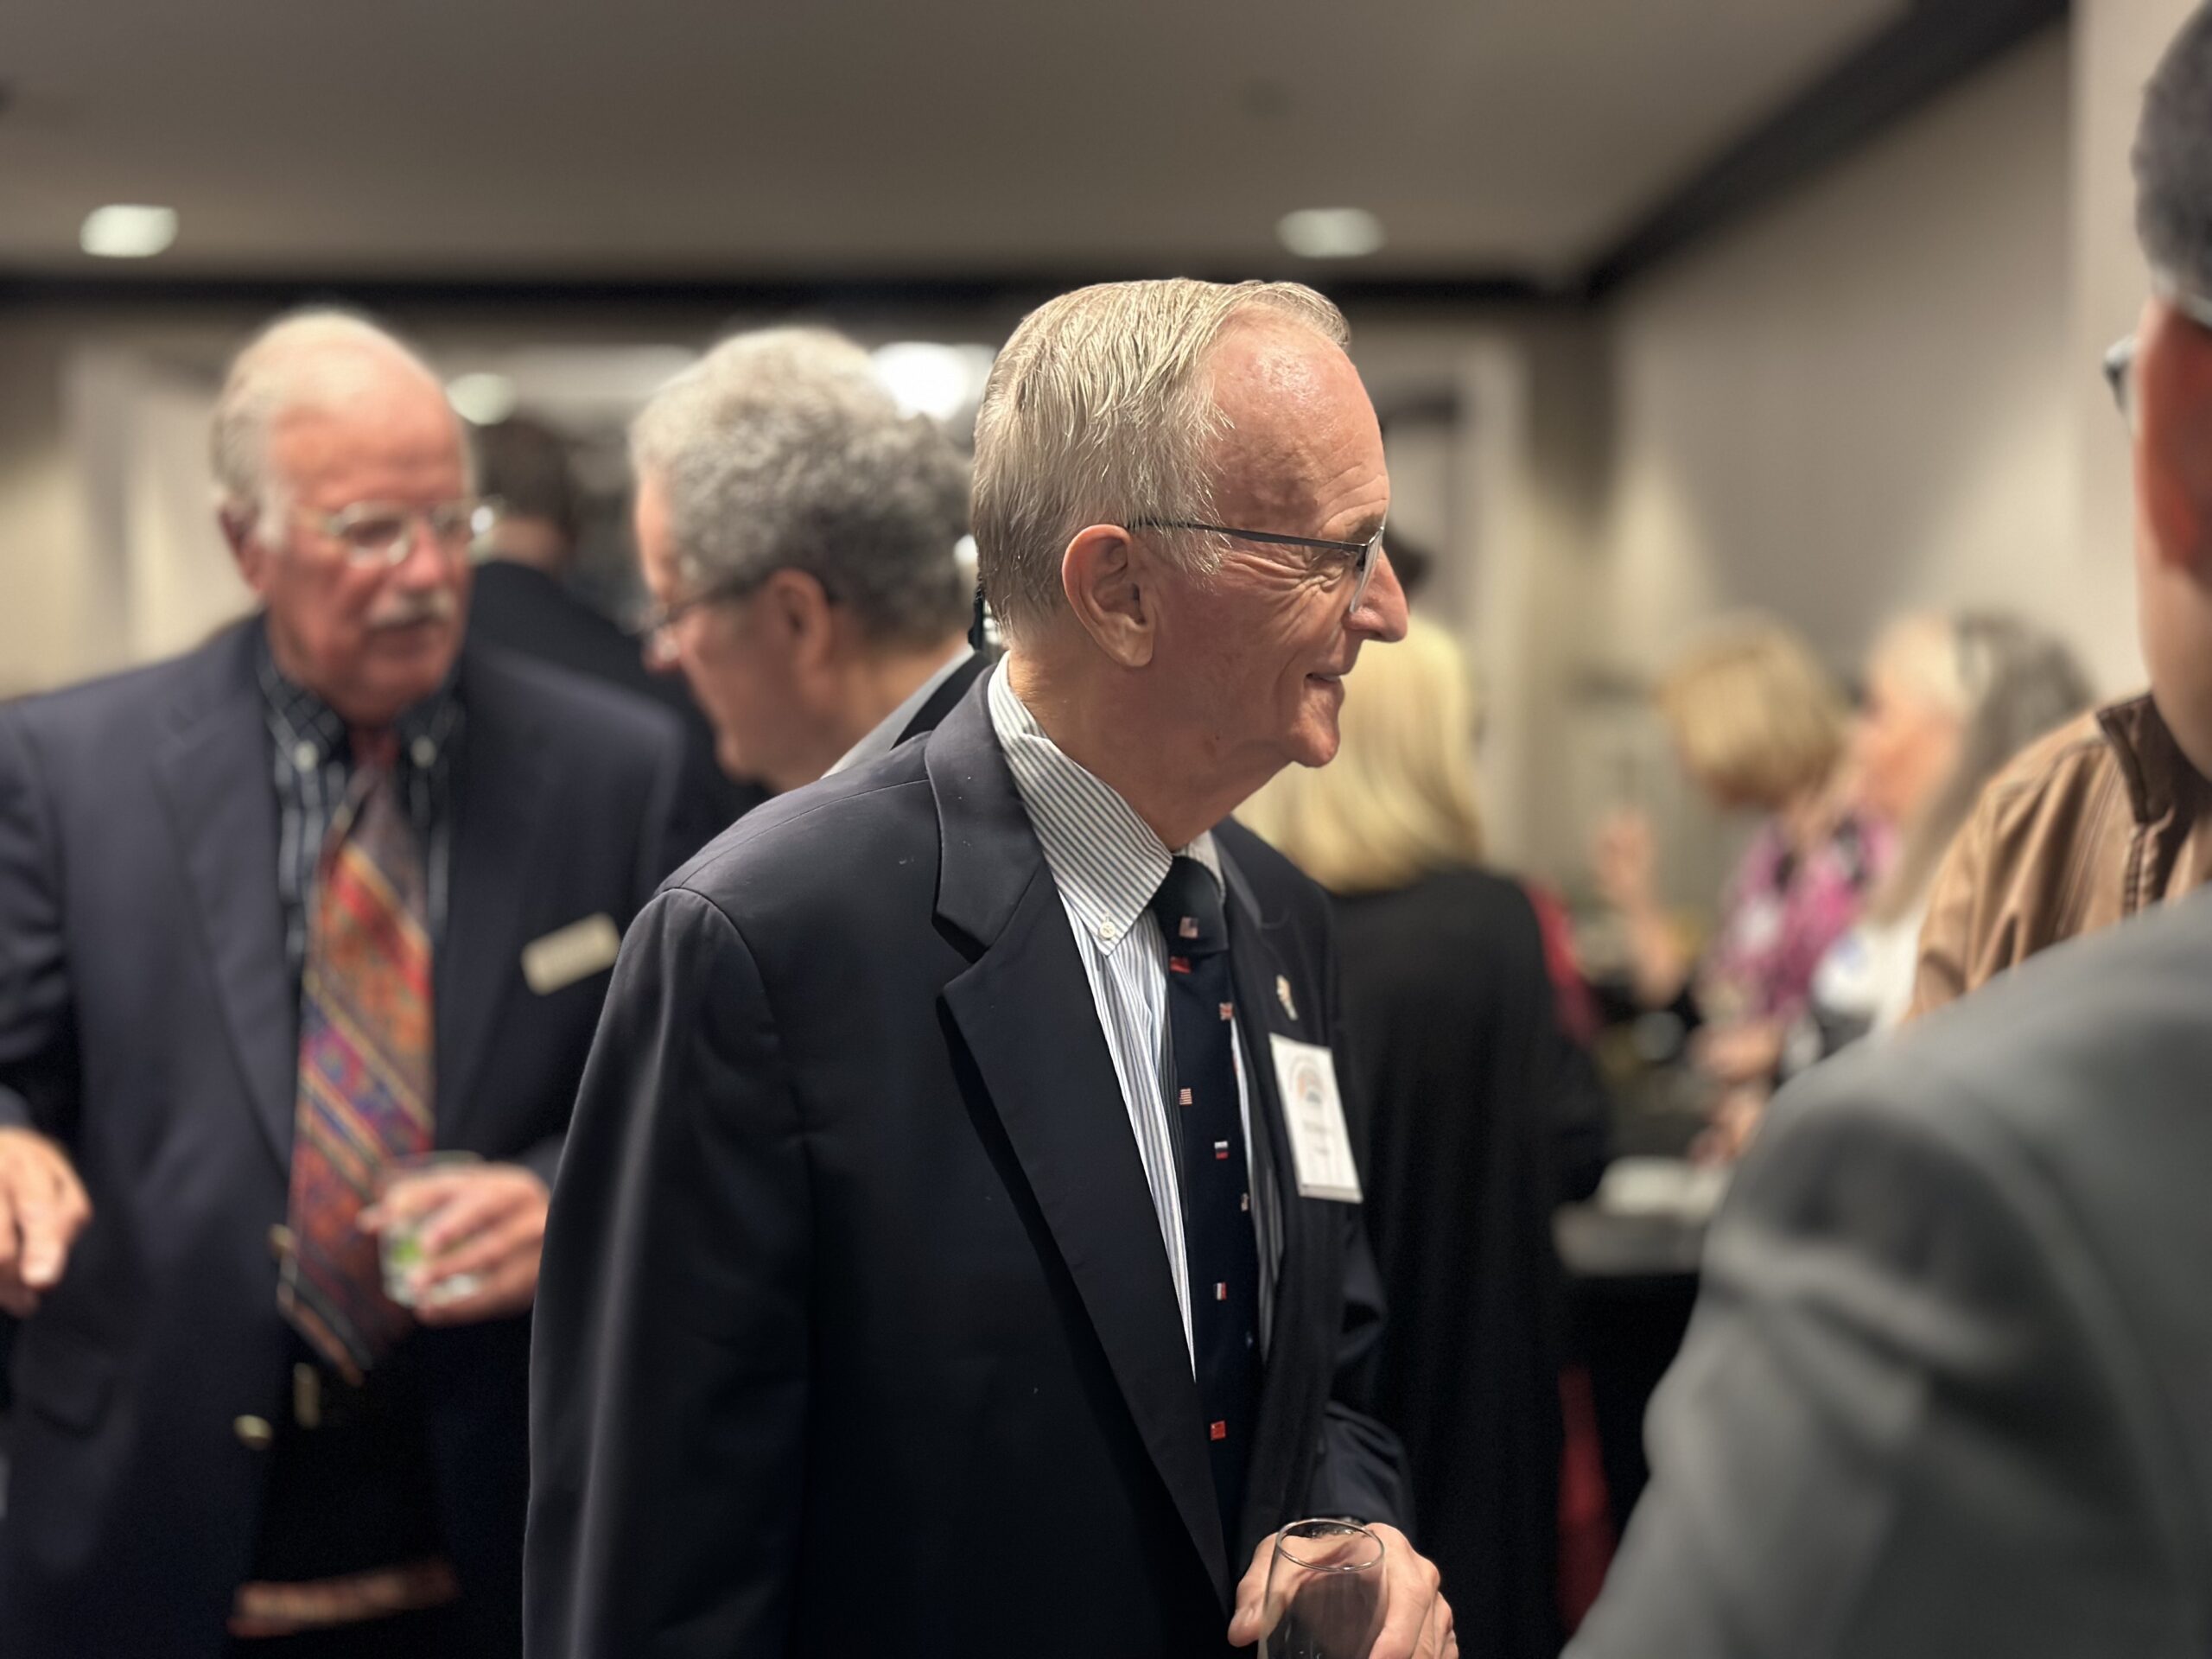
[210,308,461,543]
[970,278,1351,638]
[2135,2,2212,310]
[1870,611,2094,924]
[630,326,972,648]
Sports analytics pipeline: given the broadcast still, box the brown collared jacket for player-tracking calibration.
[1911,692,2212,1017]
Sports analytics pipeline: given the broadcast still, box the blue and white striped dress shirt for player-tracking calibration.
[986,661,1281,1368]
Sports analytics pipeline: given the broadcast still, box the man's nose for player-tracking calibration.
[1352,550,1410,641]
[391,517,456,587]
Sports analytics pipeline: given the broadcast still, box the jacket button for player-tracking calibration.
[268,1224,295,1262]
[234,1414,274,1451]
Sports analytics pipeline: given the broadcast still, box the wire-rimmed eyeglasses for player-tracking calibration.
[631,573,759,669]
[296,498,494,569]
[1130,518,1387,616]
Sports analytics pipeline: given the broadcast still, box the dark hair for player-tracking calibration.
[474,416,580,545]
[2135,3,2212,305]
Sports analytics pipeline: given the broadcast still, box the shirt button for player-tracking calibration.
[233,1414,275,1451]
[410,735,437,768]
[291,741,318,772]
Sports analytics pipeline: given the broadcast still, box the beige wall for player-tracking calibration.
[1570,25,2096,902]
[1596,26,2089,685]
[0,321,100,697]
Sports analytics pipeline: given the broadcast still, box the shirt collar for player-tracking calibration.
[985,658,1221,947]
[255,620,460,772]
[824,641,975,779]
[2099,691,2208,827]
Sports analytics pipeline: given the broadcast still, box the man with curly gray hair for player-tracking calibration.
[629,326,981,795]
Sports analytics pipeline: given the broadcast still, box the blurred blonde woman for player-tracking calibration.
[1242,618,1607,1659]
[1593,619,1889,1087]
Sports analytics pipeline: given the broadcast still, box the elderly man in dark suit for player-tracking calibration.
[528,279,1454,1658]
[0,310,683,1657]
[1570,10,2212,1654]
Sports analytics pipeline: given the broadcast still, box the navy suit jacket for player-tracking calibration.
[525,677,1405,1658]
[0,618,684,1658]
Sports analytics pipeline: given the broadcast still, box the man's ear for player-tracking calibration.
[1061,524,1156,669]
[221,508,273,597]
[759,568,838,664]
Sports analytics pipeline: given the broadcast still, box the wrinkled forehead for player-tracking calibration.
[1203,321,1386,524]
[266,359,467,498]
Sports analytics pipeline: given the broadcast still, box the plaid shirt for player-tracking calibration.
[256,631,462,976]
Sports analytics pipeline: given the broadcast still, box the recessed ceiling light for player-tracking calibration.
[447,372,518,426]
[1276,207,1384,260]
[80,204,178,259]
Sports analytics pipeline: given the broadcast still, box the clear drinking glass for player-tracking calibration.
[1261,1520,1387,1659]
[376,1151,483,1307]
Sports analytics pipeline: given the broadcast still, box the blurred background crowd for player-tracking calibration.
[2,1,2205,1656]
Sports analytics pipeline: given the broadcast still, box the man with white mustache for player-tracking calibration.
[0,310,686,1656]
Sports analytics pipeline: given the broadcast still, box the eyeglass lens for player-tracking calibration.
[332,502,479,567]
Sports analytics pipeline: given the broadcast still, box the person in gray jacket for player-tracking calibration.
[1569,7,2212,1653]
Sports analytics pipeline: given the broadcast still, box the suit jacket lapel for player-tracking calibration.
[896,649,991,747]
[928,685,1232,1602]
[1221,846,1334,1549]
[435,648,551,1141]
[155,622,296,1173]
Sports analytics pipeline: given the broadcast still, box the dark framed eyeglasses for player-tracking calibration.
[2105,335,2139,430]
[2105,275,2212,433]
[1130,518,1386,616]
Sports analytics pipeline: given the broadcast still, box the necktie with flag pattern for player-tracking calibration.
[277,730,434,1384]
[1149,854,1262,1555]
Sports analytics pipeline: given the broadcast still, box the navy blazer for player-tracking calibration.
[0,618,683,1658]
[525,676,1405,1659]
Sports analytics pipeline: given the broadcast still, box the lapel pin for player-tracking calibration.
[1276,975,1297,1020]
[1179,915,1200,939]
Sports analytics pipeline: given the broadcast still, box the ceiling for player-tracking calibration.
[0,0,1907,286]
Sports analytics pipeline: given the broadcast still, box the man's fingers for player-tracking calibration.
[419,1209,541,1288]
[411,1182,521,1257]
[15,1192,61,1287]
[367,1168,474,1230]
[1412,1592,1450,1659]
[17,1159,87,1287]
[1366,1529,1441,1659]
[1226,1534,1276,1646]
[414,1252,534,1327]
[0,1173,22,1286]
[0,1134,87,1302]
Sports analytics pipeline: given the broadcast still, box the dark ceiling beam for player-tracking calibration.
[1581,0,2068,301]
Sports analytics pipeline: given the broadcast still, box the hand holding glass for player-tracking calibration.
[1261,1521,1386,1659]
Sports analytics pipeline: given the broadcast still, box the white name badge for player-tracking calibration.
[521,913,622,995]
[1268,1033,1362,1204]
